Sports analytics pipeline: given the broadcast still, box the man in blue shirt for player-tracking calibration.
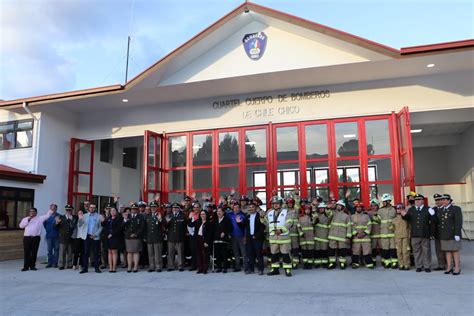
[44,204,60,268]
[226,202,247,272]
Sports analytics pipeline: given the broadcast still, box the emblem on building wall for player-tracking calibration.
[242,32,267,60]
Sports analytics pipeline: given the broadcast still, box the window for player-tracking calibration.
[0,119,34,150]
[122,147,137,169]
[0,187,35,230]
[100,139,113,163]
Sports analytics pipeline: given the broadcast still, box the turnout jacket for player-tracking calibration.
[264,208,292,244]
[328,210,352,242]
[297,214,315,245]
[350,212,372,242]
[313,210,333,243]
[378,205,396,239]
[392,214,410,239]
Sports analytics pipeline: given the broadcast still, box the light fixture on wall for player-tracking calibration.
[122,99,129,103]
[343,134,356,138]
[410,129,422,133]
[245,141,256,145]
[426,64,435,68]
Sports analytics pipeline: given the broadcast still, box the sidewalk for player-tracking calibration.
[1,241,473,316]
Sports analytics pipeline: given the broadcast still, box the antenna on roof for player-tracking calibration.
[125,0,136,83]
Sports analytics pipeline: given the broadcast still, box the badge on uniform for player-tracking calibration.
[242,32,267,60]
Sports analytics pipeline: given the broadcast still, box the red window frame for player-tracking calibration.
[67,138,94,209]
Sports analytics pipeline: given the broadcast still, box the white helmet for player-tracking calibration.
[381,194,392,202]
[336,200,346,208]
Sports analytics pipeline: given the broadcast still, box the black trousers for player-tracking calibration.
[189,236,197,269]
[83,238,100,271]
[23,236,40,269]
[214,241,228,269]
[246,238,264,272]
[72,238,83,266]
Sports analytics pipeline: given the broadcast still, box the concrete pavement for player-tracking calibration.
[1,241,473,316]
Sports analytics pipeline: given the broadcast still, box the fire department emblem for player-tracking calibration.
[242,32,267,61]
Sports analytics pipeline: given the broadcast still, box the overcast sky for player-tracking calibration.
[0,0,472,100]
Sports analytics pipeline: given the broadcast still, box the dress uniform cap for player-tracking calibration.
[239,195,249,201]
[162,202,171,208]
[395,203,404,209]
[184,196,192,201]
[381,193,392,202]
[318,202,327,208]
[433,193,443,200]
[149,201,158,207]
[300,198,309,204]
[130,202,139,209]
[171,202,181,208]
[336,200,346,207]
[65,204,74,210]
[440,194,452,201]
[138,201,147,207]
[105,203,113,209]
[414,194,424,200]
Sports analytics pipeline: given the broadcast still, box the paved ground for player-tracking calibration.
[1,241,473,316]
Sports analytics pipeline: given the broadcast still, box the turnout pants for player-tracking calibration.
[147,242,163,270]
[269,239,291,272]
[411,237,431,269]
[395,237,410,268]
[381,237,397,266]
[328,240,347,266]
[23,236,41,269]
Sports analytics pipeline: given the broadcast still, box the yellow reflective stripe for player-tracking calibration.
[314,237,329,243]
[354,225,368,229]
[280,226,289,234]
[380,234,395,238]
[364,230,371,235]
[331,222,349,227]
[346,234,352,238]
[269,239,291,244]
[300,241,315,245]
[380,220,392,224]
[282,263,292,269]
[290,233,299,237]
[316,223,330,229]
[328,235,346,242]
[302,227,313,231]
[353,238,371,242]
[271,263,280,268]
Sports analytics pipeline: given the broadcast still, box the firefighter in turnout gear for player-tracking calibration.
[327,200,352,269]
[368,199,382,265]
[298,204,315,269]
[264,196,293,277]
[285,195,301,269]
[350,203,374,269]
[313,202,332,268]
[379,194,398,269]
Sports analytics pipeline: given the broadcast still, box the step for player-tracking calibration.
[0,248,24,261]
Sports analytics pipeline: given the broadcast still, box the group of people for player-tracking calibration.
[19,190,464,277]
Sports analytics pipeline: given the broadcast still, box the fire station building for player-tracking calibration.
[0,2,473,257]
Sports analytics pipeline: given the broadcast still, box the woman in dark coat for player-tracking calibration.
[188,210,213,274]
[105,207,123,272]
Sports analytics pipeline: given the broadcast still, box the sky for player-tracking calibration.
[0,0,472,101]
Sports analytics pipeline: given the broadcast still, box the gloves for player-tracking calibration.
[428,208,435,216]
[454,235,461,241]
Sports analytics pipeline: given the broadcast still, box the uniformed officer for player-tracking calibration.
[144,201,165,272]
[327,200,352,269]
[350,203,374,269]
[56,205,75,270]
[368,199,382,265]
[313,202,332,268]
[123,203,145,273]
[392,203,411,270]
[166,202,186,271]
[378,194,398,269]
[265,196,293,277]
[434,194,463,275]
[298,204,315,269]
[138,201,149,269]
[432,194,447,271]
[401,194,435,272]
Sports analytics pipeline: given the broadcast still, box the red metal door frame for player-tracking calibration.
[396,106,416,202]
[67,138,94,206]
[144,130,164,203]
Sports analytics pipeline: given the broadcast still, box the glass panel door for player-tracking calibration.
[144,131,164,204]
[68,138,94,210]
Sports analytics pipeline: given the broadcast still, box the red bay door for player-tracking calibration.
[144,130,165,204]
[396,106,416,204]
[67,138,94,210]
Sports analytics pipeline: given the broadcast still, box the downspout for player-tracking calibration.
[22,102,40,173]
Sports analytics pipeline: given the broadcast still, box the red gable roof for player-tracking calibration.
[0,164,46,184]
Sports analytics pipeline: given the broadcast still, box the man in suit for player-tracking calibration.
[166,203,186,271]
[77,203,103,273]
[401,194,435,272]
[243,201,265,275]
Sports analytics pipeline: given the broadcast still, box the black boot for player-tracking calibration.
[267,268,280,276]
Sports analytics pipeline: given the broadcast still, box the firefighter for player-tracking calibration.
[313,202,332,268]
[379,193,398,269]
[264,196,293,277]
[368,199,382,265]
[392,203,411,270]
[286,196,301,269]
[350,203,374,269]
[298,204,315,269]
[327,200,352,269]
